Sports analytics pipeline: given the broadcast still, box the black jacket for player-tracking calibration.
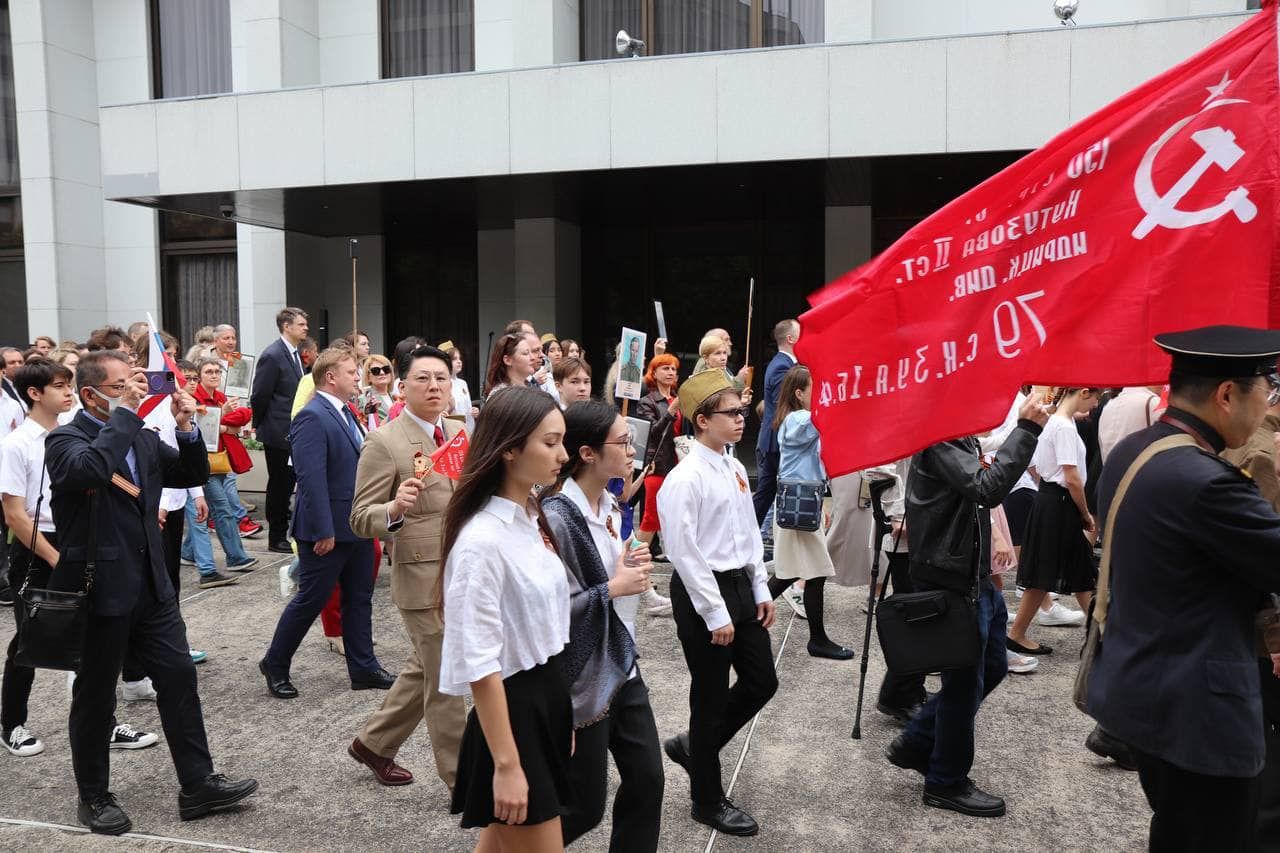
[45,409,209,617]
[250,337,302,449]
[635,390,679,477]
[904,421,1041,592]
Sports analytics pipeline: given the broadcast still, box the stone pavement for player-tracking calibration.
[0,529,1151,852]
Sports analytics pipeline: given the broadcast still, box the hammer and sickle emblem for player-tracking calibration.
[1133,98,1258,239]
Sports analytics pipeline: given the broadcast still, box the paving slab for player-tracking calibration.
[0,532,1150,852]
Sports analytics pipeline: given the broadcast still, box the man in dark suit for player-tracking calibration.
[1090,326,1280,851]
[259,347,394,699]
[752,319,799,524]
[250,306,308,553]
[44,351,257,835]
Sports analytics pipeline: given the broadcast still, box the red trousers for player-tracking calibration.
[321,538,382,638]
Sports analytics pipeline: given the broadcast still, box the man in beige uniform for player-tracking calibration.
[347,345,466,790]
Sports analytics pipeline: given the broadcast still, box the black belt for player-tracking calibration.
[714,567,750,580]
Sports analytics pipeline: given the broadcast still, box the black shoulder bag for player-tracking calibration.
[15,480,95,672]
[873,512,982,676]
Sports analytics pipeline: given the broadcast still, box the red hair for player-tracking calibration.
[644,353,680,392]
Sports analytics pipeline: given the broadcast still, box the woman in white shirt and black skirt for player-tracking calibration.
[1007,387,1101,656]
[438,385,573,851]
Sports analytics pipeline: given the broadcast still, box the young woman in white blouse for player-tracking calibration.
[438,385,573,851]
[1007,387,1101,655]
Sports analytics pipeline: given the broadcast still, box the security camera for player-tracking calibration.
[615,30,645,58]
[219,203,234,219]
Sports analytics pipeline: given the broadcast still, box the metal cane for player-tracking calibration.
[851,476,897,740]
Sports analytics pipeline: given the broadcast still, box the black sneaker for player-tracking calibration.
[77,792,132,835]
[109,724,159,750]
[226,556,259,572]
[198,572,241,589]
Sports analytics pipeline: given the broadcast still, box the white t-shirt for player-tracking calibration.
[439,495,571,696]
[1031,413,1087,488]
[0,418,54,531]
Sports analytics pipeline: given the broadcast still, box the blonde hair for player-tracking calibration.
[698,335,728,360]
[363,353,392,385]
[312,347,356,386]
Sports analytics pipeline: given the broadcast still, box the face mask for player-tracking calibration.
[88,385,124,415]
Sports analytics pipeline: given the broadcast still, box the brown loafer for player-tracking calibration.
[348,738,414,786]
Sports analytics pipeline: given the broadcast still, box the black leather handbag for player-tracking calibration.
[875,587,981,675]
[15,485,95,672]
[775,479,824,532]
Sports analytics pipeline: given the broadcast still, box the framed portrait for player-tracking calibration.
[625,416,649,470]
[613,327,647,401]
[195,407,222,452]
[221,353,255,399]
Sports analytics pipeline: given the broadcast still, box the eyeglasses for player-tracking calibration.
[1264,374,1280,407]
[92,383,128,394]
[711,406,750,420]
[603,435,634,449]
[368,366,392,376]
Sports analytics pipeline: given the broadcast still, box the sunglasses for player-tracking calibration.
[368,366,392,376]
[711,405,750,420]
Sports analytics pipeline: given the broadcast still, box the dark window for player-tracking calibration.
[581,0,824,60]
[381,0,475,78]
[0,5,23,346]
[159,213,237,351]
[0,4,18,188]
[151,0,232,99]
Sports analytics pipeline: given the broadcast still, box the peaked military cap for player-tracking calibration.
[1155,325,1280,377]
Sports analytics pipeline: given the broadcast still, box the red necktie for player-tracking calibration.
[434,425,446,448]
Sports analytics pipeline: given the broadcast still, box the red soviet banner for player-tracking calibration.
[797,3,1280,478]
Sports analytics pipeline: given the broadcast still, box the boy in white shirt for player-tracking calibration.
[657,370,778,837]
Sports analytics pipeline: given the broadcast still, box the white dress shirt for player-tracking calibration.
[280,335,302,376]
[0,418,54,531]
[439,496,571,696]
[561,477,639,646]
[451,377,475,434]
[315,389,363,446]
[142,399,203,511]
[1099,386,1162,462]
[400,405,445,442]
[657,440,769,631]
[0,393,22,439]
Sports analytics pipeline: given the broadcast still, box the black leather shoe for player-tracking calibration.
[662,732,692,776]
[1085,724,1138,771]
[179,773,259,821]
[807,640,857,660]
[350,667,396,690]
[876,700,922,727]
[922,779,1006,817]
[691,797,758,836]
[884,733,930,775]
[259,659,298,699]
[268,540,293,554]
[78,792,131,835]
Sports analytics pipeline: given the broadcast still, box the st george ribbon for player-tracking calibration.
[797,2,1280,478]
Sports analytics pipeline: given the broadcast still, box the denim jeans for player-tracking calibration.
[224,471,248,521]
[181,498,215,576]
[901,576,1009,787]
[181,483,249,575]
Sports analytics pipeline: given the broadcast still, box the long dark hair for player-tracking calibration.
[483,333,522,397]
[438,385,562,607]
[773,364,812,431]
[542,399,617,498]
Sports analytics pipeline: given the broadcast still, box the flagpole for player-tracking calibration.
[349,239,359,345]
[743,277,756,390]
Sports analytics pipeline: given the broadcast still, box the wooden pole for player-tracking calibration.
[743,277,756,390]
[349,239,359,344]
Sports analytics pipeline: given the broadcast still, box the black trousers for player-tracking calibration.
[670,570,778,808]
[1259,660,1280,852]
[562,675,664,852]
[2,535,55,733]
[263,445,296,543]
[877,552,928,710]
[162,504,185,596]
[1135,749,1260,853]
[70,578,213,799]
[751,449,779,525]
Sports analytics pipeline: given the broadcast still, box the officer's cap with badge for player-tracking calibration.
[1155,325,1280,383]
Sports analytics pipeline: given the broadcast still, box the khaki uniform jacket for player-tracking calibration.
[349,413,460,610]
[1222,413,1280,514]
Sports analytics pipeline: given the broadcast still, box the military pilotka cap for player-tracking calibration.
[677,370,735,421]
[1155,325,1280,377]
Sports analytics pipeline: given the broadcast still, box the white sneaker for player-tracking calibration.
[279,563,297,598]
[109,723,158,750]
[784,587,807,620]
[3,725,44,757]
[1007,650,1039,674]
[121,677,157,702]
[1036,601,1086,627]
[640,587,672,617]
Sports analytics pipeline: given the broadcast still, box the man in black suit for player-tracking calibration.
[44,350,257,835]
[259,347,394,698]
[250,307,309,553]
[752,319,799,524]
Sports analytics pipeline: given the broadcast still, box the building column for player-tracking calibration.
[238,224,287,354]
[825,205,872,282]
[475,0,580,72]
[11,0,106,342]
[825,0,874,42]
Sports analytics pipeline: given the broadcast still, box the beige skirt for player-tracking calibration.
[772,520,836,581]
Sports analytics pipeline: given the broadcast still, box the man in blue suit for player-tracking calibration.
[250,307,308,553]
[259,347,394,698]
[752,319,800,524]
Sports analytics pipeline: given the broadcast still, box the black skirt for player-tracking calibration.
[451,655,575,829]
[1002,486,1036,548]
[1015,482,1098,594]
